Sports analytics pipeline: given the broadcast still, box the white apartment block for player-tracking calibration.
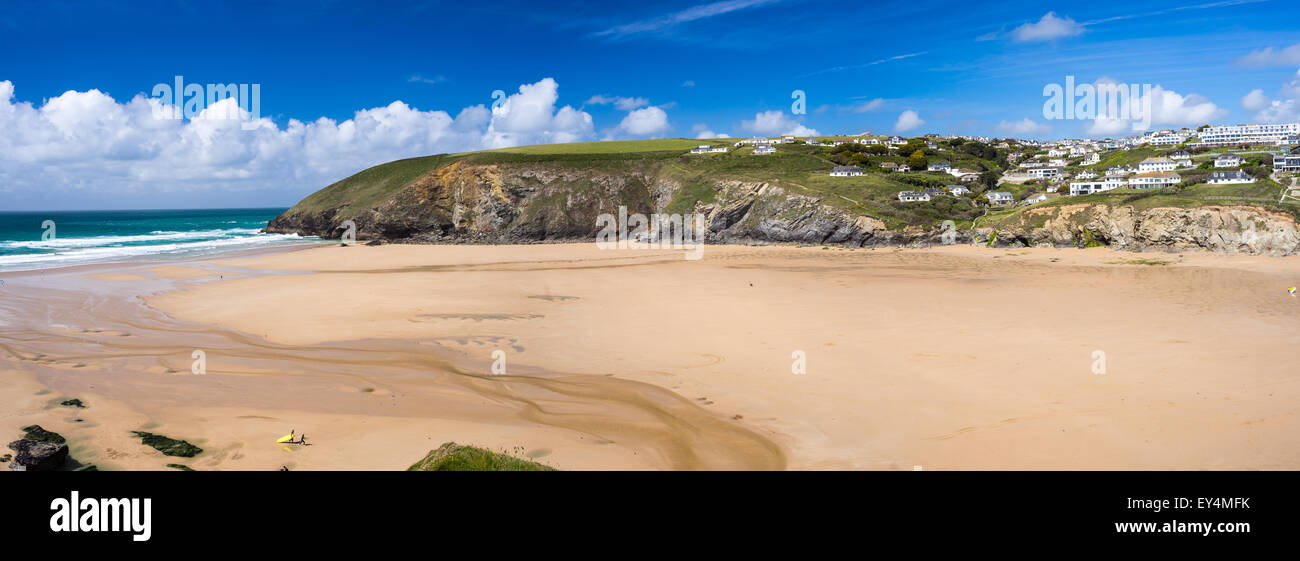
[1199,123,1300,146]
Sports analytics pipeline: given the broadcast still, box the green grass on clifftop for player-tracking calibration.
[288,154,460,217]
[407,442,556,471]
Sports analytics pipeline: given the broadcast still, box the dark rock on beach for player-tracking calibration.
[8,438,69,471]
[131,431,203,457]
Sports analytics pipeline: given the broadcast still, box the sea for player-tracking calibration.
[0,208,322,272]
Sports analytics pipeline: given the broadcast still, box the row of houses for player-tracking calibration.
[691,143,780,155]
[896,185,973,202]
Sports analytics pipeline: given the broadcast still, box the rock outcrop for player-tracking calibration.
[979,203,1300,256]
[8,426,69,471]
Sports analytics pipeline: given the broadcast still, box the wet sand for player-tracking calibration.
[3,243,1300,470]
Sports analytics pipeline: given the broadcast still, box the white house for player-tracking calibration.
[1129,172,1181,188]
[928,161,951,172]
[691,145,728,154]
[830,165,863,177]
[780,135,797,144]
[754,144,776,155]
[1022,193,1049,205]
[1070,178,1127,196]
[986,192,1015,205]
[1049,158,1068,167]
[1138,157,1176,173]
[1026,167,1061,179]
[1170,150,1192,162]
[946,185,971,195]
[1048,148,1068,157]
[1214,154,1244,168]
[1274,153,1300,172]
[1082,153,1100,165]
[1106,165,1134,177]
[887,136,907,145]
[1076,169,1097,179]
[1207,170,1254,184]
[897,191,930,202]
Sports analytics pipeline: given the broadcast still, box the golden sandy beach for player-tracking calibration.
[3,243,1299,470]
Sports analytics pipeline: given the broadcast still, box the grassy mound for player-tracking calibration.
[20,425,65,444]
[407,442,555,471]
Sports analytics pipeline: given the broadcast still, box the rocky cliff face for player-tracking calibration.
[266,160,917,246]
[267,160,1300,255]
[980,203,1300,256]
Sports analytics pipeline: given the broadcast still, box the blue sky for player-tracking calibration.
[1,0,1298,209]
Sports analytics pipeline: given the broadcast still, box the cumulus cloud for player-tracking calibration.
[995,118,1051,136]
[1242,88,1270,111]
[616,105,671,136]
[894,110,924,132]
[0,77,595,208]
[1011,12,1085,43]
[739,110,818,136]
[692,123,729,139]
[1085,83,1226,135]
[1249,69,1300,124]
[1236,43,1300,67]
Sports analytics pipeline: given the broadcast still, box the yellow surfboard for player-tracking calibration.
[275,434,295,444]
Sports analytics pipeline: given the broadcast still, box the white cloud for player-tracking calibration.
[1236,43,1300,67]
[481,78,595,148]
[894,110,924,132]
[1011,12,1084,43]
[0,77,596,207]
[1085,84,1226,135]
[692,123,729,139]
[585,95,650,111]
[995,118,1051,136]
[852,98,885,113]
[407,74,448,85]
[681,80,696,87]
[1251,69,1300,123]
[739,110,819,136]
[616,106,671,136]
[1242,88,1270,111]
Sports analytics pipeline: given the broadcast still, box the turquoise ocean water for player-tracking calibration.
[0,208,320,272]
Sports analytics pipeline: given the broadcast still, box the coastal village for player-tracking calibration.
[687,123,1300,218]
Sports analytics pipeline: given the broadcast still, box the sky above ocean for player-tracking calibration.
[1,0,1298,210]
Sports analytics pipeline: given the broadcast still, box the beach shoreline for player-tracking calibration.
[3,242,1300,470]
